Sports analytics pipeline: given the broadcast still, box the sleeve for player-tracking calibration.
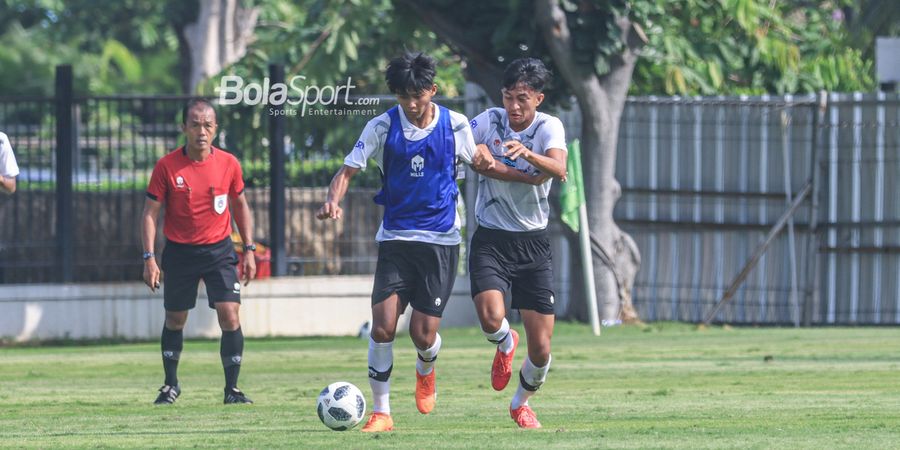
[450,111,476,165]
[542,116,568,153]
[0,133,19,177]
[230,158,245,197]
[146,160,167,202]
[343,114,388,170]
[469,110,492,145]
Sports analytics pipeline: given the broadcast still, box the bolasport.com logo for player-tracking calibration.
[217,75,380,117]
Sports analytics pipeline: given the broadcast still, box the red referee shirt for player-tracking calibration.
[147,146,245,245]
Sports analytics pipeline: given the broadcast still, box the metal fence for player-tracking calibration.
[607,93,900,325]
[0,65,462,283]
[3,65,899,326]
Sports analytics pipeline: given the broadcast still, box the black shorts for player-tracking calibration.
[371,240,459,318]
[468,226,555,315]
[161,237,241,311]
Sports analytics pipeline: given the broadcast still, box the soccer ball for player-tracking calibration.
[316,381,366,431]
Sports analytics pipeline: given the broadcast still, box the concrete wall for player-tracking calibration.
[0,276,479,342]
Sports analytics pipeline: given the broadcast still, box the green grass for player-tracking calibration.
[1,322,900,448]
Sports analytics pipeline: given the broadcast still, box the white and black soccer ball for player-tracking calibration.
[316,381,366,431]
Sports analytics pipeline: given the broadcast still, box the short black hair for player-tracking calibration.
[182,98,217,124]
[502,58,551,92]
[385,52,437,95]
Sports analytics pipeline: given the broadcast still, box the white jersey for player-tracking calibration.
[0,132,19,178]
[343,103,477,245]
[470,108,567,231]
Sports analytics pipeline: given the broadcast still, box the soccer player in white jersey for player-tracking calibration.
[0,132,19,194]
[467,58,568,429]
[316,52,493,432]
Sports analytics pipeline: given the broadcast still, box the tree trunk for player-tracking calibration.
[394,0,505,105]
[177,0,259,94]
[535,0,642,324]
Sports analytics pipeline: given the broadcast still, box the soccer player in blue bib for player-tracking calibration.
[316,52,493,432]
[467,58,568,429]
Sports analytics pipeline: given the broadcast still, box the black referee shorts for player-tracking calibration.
[468,226,555,315]
[371,240,459,318]
[161,237,241,311]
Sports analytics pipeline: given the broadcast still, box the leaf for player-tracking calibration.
[707,59,723,89]
[342,33,358,61]
[594,57,610,76]
[100,39,142,83]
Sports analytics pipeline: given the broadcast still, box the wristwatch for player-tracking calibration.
[142,251,155,260]
[243,243,257,252]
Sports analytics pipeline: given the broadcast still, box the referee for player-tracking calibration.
[141,99,256,405]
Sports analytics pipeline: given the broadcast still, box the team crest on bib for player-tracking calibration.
[214,194,227,214]
[410,154,425,177]
[175,176,185,188]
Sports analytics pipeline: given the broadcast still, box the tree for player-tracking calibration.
[173,0,260,94]
[0,0,181,95]
[631,0,875,95]
[208,0,464,95]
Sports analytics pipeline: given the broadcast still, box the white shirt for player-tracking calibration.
[470,108,567,231]
[0,132,19,178]
[343,104,477,245]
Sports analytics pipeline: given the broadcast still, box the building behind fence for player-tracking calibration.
[1,66,898,325]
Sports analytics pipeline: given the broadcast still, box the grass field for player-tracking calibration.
[1,322,899,448]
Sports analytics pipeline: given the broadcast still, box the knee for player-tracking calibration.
[216,311,241,331]
[473,293,505,330]
[529,344,551,367]
[479,317,503,333]
[370,326,396,343]
[165,312,187,330]
[409,330,436,350]
[218,315,240,331]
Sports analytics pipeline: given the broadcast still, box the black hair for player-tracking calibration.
[182,98,217,124]
[502,58,551,92]
[385,52,437,95]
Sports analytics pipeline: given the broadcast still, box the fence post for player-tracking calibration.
[802,91,827,326]
[268,63,287,276]
[55,65,75,282]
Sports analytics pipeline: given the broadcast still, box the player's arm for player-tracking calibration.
[230,192,256,285]
[0,175,15,194]
[141,198,163,292]
[317,165,361,220]
[471,144,550,186]
[503,142,567,182]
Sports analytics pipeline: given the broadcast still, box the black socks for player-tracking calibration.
[220,328,244,390]
[161,326,183,387]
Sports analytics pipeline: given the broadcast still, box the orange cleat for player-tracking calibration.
[360,412,394,432]
[491,329,519,391]
[415,369,436,414]
[509,404,542,429]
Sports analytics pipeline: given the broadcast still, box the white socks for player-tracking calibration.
[415,333,441,376]
[511,354,551,410]
[484,318,514,354]
[368,337,393,414]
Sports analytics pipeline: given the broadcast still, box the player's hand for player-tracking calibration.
[242,250,256,286]
[503,140,532,161]
[316,201,343,220]
[143,258,161,293]
[472,144,496,171]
